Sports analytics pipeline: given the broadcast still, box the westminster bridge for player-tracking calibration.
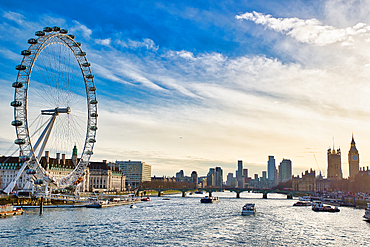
[138,187,315,199]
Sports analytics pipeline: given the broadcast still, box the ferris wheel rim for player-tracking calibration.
[11,27,98,188]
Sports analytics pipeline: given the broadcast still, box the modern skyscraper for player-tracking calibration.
[278,159,292,182]
[207,168,215,187]
[327,144,342,179]
[262,171,267,181]
[226,173,233,186]
[191,171,198,188]
[236,160,244,188]
[268,156,276,182]
[348,134,359,179]
[215,167,223,188]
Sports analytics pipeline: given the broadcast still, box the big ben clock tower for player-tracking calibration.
[348,134,359,179]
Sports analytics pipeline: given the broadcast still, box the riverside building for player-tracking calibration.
[116,160,151,188]
[0,147,126,192]
[327,144,342,180]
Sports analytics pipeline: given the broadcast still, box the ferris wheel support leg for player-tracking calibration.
[36,115,57,162]
[44,182,49,195]
[4,161,28,194]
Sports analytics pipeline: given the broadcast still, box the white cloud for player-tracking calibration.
[95,38,111,46]
[236,11,370,46]
[0,48,20,61]
[71,20,92,38]
[116,38,159,51]
[2,11,25,25]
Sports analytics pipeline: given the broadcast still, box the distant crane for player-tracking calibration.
[313,154,323,176]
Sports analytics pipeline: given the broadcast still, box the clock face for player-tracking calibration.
[352,155,358,161]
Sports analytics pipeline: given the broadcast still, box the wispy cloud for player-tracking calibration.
[71,20,92,38]
[2,11,26,25]
[236,11,370,46]
[115,38,159,51]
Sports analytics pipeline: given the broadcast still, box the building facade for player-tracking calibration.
[1,151,126,192]
[278,159,292,183]
[88,161,125,192]
[348,135,359,179]
[207,168,215,187]
[116,160,151,188]
[215,167,223,188]
[191,171,198,188]
[268,156,276,184]
[327,146,342,179]
[292,169,327,192]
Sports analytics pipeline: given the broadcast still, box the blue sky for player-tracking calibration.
[1,0,370,179]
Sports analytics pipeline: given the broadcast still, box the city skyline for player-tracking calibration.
[2,1,370,178]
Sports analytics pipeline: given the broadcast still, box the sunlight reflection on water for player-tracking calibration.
[1,192,370,246]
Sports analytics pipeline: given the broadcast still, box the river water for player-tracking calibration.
[0,192,369,246]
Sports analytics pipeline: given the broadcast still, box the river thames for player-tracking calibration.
[0,192,369,246]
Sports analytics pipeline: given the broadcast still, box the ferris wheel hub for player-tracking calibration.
[41,107,71,115]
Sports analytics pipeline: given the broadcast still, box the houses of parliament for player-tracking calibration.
[293,134,362,191]
[327,134,359,180]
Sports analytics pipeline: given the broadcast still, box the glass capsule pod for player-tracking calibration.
[86,74,94,79]
[88,86,96,91]
[88,138,96,143]
[26,169,36,175]
[12,82,23,88]
[11,120,23,126]
[68,34,75,39]
[34,179,44,185]
[85,150,93,155]
[90,113,98,117]
[11,101,22,107]
[73,42,81,47]
[43,27,52,32]
[90,126,98,131]
[82,62,90,67]
[90,100,98,104]
[52,26,61,32]
[77,51,86,56]
[35,31,45,36]
[21,50,31,56]
[27,38,38,44]
[19,155,30,162]
[14,139,26,145]
[59,29,68,34]
[16,65,26,70]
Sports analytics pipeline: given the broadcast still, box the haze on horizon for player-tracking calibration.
[1,0,370,179]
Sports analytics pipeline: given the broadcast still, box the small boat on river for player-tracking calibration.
[0,205,24,217]
[141,196,151,201]
[241,203,256,215]
[312,202,340,212]
[299,196,311,201]
[363,203,370,221]
[200,196,219,203]
[293,201,311,206]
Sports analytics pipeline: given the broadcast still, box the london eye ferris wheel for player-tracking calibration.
[5,26,98,194]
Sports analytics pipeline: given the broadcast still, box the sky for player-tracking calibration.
[1,0,370,179]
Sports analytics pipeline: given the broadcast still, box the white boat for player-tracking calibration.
[242,203,256,215]
[200,196,219,203]
[364,203,370,221]
[299,196,311,201]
